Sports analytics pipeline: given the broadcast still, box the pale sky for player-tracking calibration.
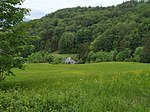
[21,0,129,20]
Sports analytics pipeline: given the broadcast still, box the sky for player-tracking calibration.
[21,0,129,20]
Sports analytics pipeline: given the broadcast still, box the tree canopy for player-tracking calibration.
[23,0,150,62]
[0,0,29,80]
[1,0,150,67]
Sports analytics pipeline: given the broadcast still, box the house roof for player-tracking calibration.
[65,57,77,64]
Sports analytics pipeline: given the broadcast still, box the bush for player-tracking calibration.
[87,51,97,62]
[133,47,143,62]
[78,58,84,64]
[27,51,54,63]
[47,54,54,63]
[96,52,106,62]
[116,48,131,61]
[116,52,124,61]
[106,51,114,61]
[87,51,113,63]
[52,57,62,64]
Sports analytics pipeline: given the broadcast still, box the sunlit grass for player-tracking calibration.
[0,62,150,111]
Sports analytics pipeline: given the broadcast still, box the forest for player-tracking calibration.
[20,0,150,63]
[1,0,150,66]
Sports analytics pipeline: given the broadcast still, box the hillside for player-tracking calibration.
[23,0,150,62]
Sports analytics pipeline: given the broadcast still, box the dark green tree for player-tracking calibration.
[0,0,29,80]
[133,47,143,62]
[58,32,75,53]
[77,43,89,62]
[142,34,150,63]
[116,48,131,61]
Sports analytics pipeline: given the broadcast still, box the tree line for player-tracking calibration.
[22,0,150,63]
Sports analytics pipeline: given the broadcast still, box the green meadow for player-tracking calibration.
[0,62,150,112]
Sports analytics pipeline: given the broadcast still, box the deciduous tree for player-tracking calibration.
[0,0,29,80]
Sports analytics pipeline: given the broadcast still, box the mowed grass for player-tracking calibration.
[0,62,150,112]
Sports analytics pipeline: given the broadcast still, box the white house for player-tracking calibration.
[64,57,77,64]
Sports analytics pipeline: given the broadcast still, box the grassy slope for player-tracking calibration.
[0,62,150,111]
[51,52,77,60]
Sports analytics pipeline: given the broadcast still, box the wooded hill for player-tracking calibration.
[23,0,150,63]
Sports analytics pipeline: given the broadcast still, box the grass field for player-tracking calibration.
[0,62,150,112]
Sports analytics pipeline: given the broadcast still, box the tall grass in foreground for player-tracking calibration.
[0,62,150,112]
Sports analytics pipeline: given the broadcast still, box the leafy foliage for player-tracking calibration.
[23,0,150,62]
[116,48,131,61]
[0,0,29,80]
[58,32,76,54]
[142,34,150,63]
[0,0,29,30]
[27,51,53,63]
[133,46,143,62]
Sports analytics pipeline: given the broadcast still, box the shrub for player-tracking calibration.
[27,51,54,63]
[133,47,143,62]
[96,51,106,62]
[116,48,131,61]
[47,54,54,63]
[87,51,113,63]
[87,51,97,62]
[52,57,62,64]
[78,58,84,64]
